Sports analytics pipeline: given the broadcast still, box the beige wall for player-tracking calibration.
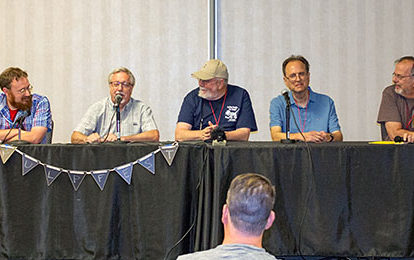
[1,0,413,142]
[218,0,414,141]
[0,0,208,143]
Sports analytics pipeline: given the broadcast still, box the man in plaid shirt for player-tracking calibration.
[0,67,52,144]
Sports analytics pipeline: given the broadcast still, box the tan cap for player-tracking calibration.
[191,59,228,80]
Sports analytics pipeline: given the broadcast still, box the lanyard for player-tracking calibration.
[404,101,414,129]
[293,92,309,132]
[209,91,228,126]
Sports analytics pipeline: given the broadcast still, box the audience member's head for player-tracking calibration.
[223,173,276,241]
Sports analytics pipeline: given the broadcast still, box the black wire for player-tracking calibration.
[101,109,117,143]
[163,144,207,260]
[289,106,315,260]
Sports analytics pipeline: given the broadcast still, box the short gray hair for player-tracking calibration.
[107,67,136,86]
[226,173,276,236]
[395,56,414,74]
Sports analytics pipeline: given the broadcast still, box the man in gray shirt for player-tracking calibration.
[71,67,159,143]
[178,173,278,260]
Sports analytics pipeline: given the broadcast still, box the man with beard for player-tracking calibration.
[175,59,257,141]
[378,56,414,142]
[269,55,343,142]
[71,67,159,143]
[0,67,52,144]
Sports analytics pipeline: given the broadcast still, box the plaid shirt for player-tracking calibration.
[0,93,52,143]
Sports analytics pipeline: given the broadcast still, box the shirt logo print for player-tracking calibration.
[225,106,239,122]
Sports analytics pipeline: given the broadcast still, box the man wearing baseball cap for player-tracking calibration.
[175,59,257,141]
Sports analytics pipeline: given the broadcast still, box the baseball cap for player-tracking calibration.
[191,59,228,80]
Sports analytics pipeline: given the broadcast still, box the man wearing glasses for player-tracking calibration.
[175,59,257,141]
[378,56,414,142]
[269,55,343,142]
[0,67,52,144]
[71,67,159,143]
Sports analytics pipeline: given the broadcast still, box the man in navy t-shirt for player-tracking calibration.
[175,59,257,141]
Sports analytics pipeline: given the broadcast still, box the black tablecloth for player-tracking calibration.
[1,142,414,259]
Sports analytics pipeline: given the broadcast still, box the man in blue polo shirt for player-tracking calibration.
[269,55,343,142]
[175,59,257,141]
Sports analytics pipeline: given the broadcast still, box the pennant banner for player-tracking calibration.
[44,165,62,186]
[68,171,86,191]
[0,145,17,164]
[22,154,39,176]
[91,170,110,191]
[115,163,133,184]
[138,152,155,175]
[160,144,178,166]
[4,144,173,190]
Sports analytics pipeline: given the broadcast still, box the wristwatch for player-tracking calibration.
[329,133,334,142]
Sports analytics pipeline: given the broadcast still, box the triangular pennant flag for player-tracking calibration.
[22,154,39,175]
[91,170,110,191]
[67,171,86,191]
[44,165,62,186]
[160,144,178,166]
[138,152,155,175]
[0,145,17,164]
[115,163,133,184]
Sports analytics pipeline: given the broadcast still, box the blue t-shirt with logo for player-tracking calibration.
[177,84,258,132]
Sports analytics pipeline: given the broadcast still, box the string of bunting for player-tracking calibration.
[0,143,179,191]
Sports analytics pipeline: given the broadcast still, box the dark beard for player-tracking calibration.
[9,93,33,111]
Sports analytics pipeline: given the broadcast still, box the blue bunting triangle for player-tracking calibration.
[22,154,39,176]
[44,165,61,186]
[138,152,155,175]
[115,163,133,184]
[91,170,110,191]
[67,171,86,191]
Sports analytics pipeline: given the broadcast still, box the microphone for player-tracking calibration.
[394,136,404,142]
[115,94,123,106]
[211,127,226,146]
[1,109,31,144]
[281,89,291,105]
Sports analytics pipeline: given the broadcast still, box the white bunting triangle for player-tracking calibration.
[160,144,178,166]
[0,145,16,164]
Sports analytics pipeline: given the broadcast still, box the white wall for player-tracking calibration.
[0,0,208,143]
[218,0,414,141]
[1,0,413,142]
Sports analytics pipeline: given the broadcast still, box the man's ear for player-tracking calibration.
[221,204,229,224]
[264,210,275,230]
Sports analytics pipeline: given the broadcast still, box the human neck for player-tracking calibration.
[292,89,309,107]
[222,228,263,248]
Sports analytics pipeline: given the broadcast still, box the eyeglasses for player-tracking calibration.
[285,72,308,81]
[17,85,33,94]
[392,73,414,80]
[110,81,133,88]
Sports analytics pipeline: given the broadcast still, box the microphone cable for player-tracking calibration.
[288,103,316,260]
[163,144,208,260]
[1,111,29,144]
[101,109,117,143]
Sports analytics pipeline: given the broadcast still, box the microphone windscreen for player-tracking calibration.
[394,136,404,142]
[115,94,123,104]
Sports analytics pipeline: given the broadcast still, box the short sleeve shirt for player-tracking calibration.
[74,97,158,137]
[177,84,258,132]
[0,93,52,144]
[269,87,341,133]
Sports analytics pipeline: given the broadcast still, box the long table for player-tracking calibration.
[1,142,414,259]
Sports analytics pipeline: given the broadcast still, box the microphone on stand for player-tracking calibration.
[114,94,123,141]
[2,110,31,144]
[280,89,296,144]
